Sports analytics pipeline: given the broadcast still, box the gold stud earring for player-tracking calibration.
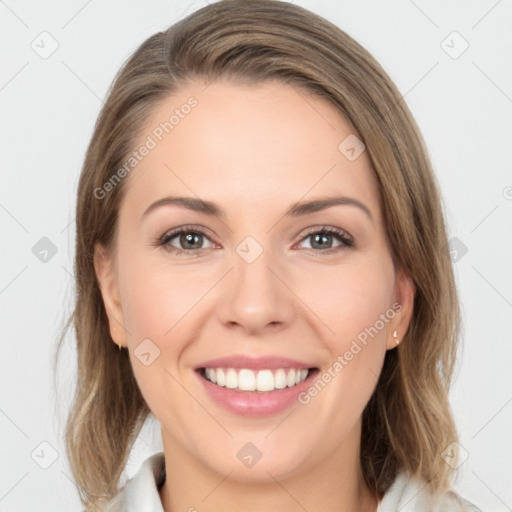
[393,330,400,345]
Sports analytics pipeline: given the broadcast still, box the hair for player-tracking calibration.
[54,0,462,509]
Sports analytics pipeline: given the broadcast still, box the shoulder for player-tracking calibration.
[377,472,483,512]
[102,452,166,512]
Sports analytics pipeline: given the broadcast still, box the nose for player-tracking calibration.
[216,244,296,335]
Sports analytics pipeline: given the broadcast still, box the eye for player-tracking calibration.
[155,225,216,255]
[154,224,354,256]
[295,226,354,254]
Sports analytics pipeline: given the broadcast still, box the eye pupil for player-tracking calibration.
[311,233,332,249]
[181,232,203,249]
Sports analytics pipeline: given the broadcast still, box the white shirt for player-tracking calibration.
[103,452,482,512]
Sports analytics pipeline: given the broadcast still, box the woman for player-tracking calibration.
[56,0,482,510]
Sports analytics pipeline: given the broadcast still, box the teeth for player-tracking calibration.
[238,369,255,391]
[256,370,274,391]
[203,367,310,392]
[205,368,217,384]
[226,368,238,389]
[275,369,287,389]
[216,368,225,386]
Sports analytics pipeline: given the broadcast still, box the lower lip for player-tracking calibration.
[196,369,317,417]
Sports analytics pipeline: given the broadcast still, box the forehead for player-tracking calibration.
[119,79,381,225]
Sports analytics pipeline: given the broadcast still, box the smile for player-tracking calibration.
[201,367,310,392]
[194,355,319,416]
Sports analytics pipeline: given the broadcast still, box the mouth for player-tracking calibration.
[197,366,318,393]
[195,357,320,418]
[193,355,320,416]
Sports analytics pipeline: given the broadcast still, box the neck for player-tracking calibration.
[158,424,379,512]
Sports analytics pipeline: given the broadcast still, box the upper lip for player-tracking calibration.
[195,355,316,371]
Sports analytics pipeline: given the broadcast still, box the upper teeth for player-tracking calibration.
[204,368,309,392]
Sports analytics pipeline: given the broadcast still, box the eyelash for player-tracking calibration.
[154,224,354,256]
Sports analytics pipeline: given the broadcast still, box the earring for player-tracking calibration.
[393,330,400,345]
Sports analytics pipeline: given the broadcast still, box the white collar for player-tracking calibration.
[103,452,165,512]
[376,470,481,511]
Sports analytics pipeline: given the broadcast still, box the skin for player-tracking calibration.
[94,79,415,512]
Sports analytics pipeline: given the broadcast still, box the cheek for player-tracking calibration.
[119,253,206,343]
[117,253,216,416]
[294,263,394,424]
[296,261,394,346]
[296,262,394,398]
[118,256,201,429]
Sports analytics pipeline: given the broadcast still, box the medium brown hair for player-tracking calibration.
[55,0,462,508]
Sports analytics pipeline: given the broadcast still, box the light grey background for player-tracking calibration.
[1,0,511,510]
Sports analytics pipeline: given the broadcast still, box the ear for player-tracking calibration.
[386,267,415,350]
[93,242,126,348]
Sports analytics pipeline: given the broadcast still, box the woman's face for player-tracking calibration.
[95,79,414,482]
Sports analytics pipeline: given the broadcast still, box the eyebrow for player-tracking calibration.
[141,195,373,223]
